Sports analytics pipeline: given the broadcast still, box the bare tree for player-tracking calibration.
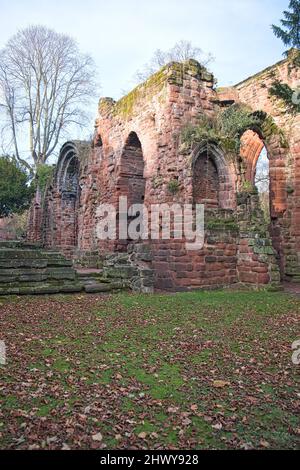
[0,25,96,172]
[134,40,214,83]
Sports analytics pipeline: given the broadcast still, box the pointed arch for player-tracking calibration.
[55,141,81,250]
[191,143,236,209]
[118,131,145,205]
[56,141,80,195]
[115,132,146,249]
[239,127,288,217]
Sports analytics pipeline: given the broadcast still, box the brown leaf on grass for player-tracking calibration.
[212,423,223,430]
[182,418,192,426]
[92,432,103,442]
[167,406,179,414]
[260,440,270,448]
[62,443,71,450]
[213,380,231,388]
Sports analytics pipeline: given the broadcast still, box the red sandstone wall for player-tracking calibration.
[27,190,43,244]
[152,234,238,291]
[233,52,300,279]
[27,54,300,289]
[77,61,240,289]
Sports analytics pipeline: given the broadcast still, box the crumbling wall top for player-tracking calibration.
[98,59,214,120]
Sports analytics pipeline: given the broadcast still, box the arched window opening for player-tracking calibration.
[254,146,270,222]
[193,150,220,208]
[56,142,81,250]
[117,132,146,248]
[63,156,79,195]
[240,130,270,222]
[126,131,141,148]
[119,132,145,206]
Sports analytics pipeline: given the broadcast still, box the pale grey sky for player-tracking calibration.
[0,0,289,145]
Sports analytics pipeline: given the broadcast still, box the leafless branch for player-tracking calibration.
[134,40,214,83]
[0,25,96,171]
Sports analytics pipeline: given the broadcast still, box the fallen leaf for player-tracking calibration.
[260,440,270,448]
[240,442,254,450]
[213,380,230,388]
[212,423,223,430]
[62,443,71,450]
[167,406,179,414]
[92,432,103,442]
[182,418,192,426]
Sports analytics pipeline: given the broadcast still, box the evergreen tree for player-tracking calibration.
[272,0,300,53]
[0,156,34,217]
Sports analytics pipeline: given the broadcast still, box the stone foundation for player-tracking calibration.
[103,244,155,294]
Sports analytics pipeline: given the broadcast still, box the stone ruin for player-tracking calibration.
[22,50,300,294]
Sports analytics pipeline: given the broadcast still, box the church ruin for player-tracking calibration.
[26,50,300,292]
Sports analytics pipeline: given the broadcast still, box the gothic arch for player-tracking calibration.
[115,132,146,249]
[239,125,287,217]
[240,130,265,183]
[239,124,288,275]
[191,143,236,210]
[118,132,146,205]
[56,142,80,195]
[55,142,81,250]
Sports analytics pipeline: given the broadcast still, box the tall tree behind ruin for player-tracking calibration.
[0,25,96,173]
[272,0,300,53]
[134,40,213,83]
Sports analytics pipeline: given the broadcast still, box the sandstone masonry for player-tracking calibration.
[27,52,300,291]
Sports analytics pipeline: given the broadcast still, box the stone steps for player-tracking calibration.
[0,249,66,260]
[0,242,81,295]
[284,268,300,283]
[0,242,128,295]
[0,282,84,296]
[76,269,123,293]
[74,251,104,269]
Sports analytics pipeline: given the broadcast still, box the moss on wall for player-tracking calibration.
[98,60,213,120]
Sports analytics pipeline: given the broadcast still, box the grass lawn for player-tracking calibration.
[0,290,299,450]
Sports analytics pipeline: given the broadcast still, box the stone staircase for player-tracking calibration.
[282,252,300,283]
[102,244,155,293]
[285,272,300,283]
[0,242,126,296]
[76,269,126,293]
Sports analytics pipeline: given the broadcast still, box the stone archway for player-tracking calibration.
[240,127,288,275]
[240,130,270,220]
[191,143,236,210]
[56,142,80,251]
[118,132,145,205]
[116,132,146,248]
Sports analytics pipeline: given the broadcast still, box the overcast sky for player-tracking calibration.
[0,0,289,142]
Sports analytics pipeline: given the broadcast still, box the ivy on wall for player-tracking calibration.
[269,80,300,114]
[181,104,288,155]
[35,164,54,192]
[181,105,259,154]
